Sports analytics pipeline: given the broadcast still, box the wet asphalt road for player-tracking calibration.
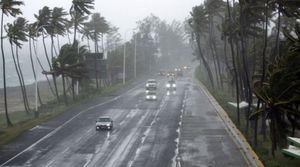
[0,73,248,167]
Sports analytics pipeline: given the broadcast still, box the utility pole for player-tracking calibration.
[123,42,126,85]
[134,32,137,78]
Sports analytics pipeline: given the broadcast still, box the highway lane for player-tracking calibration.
[1,74,249,167]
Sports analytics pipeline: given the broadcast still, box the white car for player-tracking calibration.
[166,80,176,90]
[96,116,113,130]
[146,91,157,101]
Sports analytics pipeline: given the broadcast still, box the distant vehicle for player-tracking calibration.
[167,72,175,77]
[146,91,157,101]
[158,70,166,76]
[166,80,176,90]
[146,79,157,88]
[176,69,183,77]
[96,116,113,130]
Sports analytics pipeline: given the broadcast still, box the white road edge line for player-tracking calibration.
[0,82,144,167]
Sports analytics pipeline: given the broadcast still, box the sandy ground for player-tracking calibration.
[0,80,62,113]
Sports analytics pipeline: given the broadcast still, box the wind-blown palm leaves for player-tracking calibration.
[34,6,51,66]
[84,13,109,88]
[0,0,24,127]
[250,23,300,157]
[49,7,69,56]
[5,17,31,114]
[70,0,94,43]
[44,41,88,104]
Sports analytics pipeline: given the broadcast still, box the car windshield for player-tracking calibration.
[147,91,156,95]
[98,118,111,122]
[146,87,156,90]
[147,80,156,84]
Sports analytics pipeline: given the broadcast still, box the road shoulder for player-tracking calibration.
[195,79,264,167]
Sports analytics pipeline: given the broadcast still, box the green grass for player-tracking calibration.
[0,80,134,146]
[194,66,300,167]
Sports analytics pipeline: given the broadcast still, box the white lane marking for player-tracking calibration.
[87,128,93,133]
[172,90,187,167]
[83,154,93,167]
[0,82,144,167]
[127,94,169,167]
[44,159,55,167]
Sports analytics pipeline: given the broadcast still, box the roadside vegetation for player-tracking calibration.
[0,0,190,145]
[189,0,300,166]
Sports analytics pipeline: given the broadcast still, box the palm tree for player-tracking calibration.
[81,24,92,52]
[45,41,89,104]
[251,25,300,156]
[34,6,60,101]
[0,0,24,127]
[27,23,43,107]
[70,0,94,44]
[34,6,51,66]
[189,5,215,89]
[85,13,109,88]
[205,0,225,89]
[5,17,31,114]
[49,7,68,59]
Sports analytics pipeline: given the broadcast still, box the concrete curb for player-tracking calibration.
[195,80,264,167]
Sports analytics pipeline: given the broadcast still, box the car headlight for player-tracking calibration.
[146,90,149,93]
[172,84,176,87]
[107,124,110,126]
[153,96,157,99]
[146,95,150,99]
[146,83,149,87]
[166,84,170,88]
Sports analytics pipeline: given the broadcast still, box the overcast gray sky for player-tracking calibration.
[1,0,205,87]
[17,0,203,37]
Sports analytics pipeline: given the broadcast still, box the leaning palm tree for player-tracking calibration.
[189,5,215,89]
[34,6,60,101]
[85,13,109,88]
[34,6,52,65]
[27,23,43,106]
[70,0,94,44]
[48,7,69,59]
[45,41,89,104]
[80,23,92,52]
[0,0,24,127]
[5,17,31,114]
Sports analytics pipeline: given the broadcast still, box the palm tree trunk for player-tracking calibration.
[67,33,71,44]
[50,36,54,59]
[33,39,56,97]
[238,2,253,136]
[226,0,240,125]
[87,38,91,52]
[29,38,43,106]
[62,73,68,104]
[10,45,29,113]
[49,35,60,101]
[260,0,269,140]
[73,20,77,44]
[196,33,215,89]
[0,12,12,127]
[15,46,31,113]
[94,33,99,88]
[208,15,221,88]
[57,34,61,50]
[42,32,51,68]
